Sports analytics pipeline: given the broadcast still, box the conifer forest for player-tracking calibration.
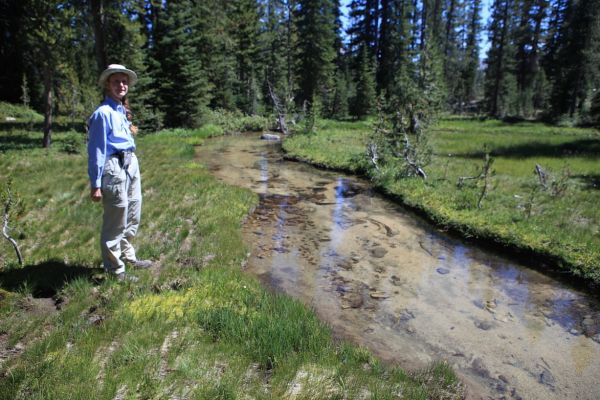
[1,0,599,142]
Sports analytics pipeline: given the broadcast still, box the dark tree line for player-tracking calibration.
[0,0,598,146]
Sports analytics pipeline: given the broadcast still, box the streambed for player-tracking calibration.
[196,133,600,400]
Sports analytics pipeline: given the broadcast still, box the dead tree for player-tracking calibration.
[367,106,429,179]
[2,182,23,266]
[267,80,288,136]
[399,121,428,179]
[457,152,494,209]
[535,164,547,189]
[367,143,380,171]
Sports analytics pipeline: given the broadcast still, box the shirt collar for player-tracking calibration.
[103,96,125,112]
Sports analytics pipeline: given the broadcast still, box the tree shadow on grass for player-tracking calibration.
[0,261,103,298]
[0,126,87,153]
[0,121,86,132]
[574,174,600,190]
[456,138,600,159]
[0,132,41,151]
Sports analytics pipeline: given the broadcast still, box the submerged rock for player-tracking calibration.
[474,319,496,331]
[470,357,492,379]
[539,369,556,389]
[369,291,389,299]
[369,247,388,258]
[581,314,600,337]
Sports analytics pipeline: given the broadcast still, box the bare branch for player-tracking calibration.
[2,185,23,266]
[535,164,547,189]
[366,143,380,170]
[267,80,288,136]
[457,152,494,209]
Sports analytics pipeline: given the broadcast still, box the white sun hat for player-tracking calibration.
[98,64,138,88]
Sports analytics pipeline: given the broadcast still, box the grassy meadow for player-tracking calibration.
[283,118,600,283]
[0,110,463,399]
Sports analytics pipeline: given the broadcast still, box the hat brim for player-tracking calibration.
[98,67,138,88]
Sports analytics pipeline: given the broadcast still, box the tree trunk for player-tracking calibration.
[42,66,53,148]
[91,0,106,71]
[492,0,510,117]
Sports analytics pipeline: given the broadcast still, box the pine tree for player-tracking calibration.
[548,0,600,121]
[230,0,262,114]
[484,0,517,117]
[154,0,211,127]
[294,0,337,110]
[262,0,289,115]
[542,0,568,82]
[442,0,468,111]
[347,0,380,59]
[22,0,78,147]
[461,0,481,109]
[331,67,350,118]
[376,0,415,96]
[512,0,548,117]
[0,0,27,103]
[351,46,377,118]
[418,0,446,108]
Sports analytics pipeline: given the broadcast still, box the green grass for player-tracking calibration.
[0,117,464,399]
[0,102,44,123]
[283,117,600,282]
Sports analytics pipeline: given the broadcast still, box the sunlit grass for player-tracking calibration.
[283,117,600,282]
[0,121,464,399]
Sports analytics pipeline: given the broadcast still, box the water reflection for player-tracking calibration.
[197,134,600,400]
[331,177,348,248]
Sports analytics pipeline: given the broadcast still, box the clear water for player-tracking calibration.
[197,134,600,400]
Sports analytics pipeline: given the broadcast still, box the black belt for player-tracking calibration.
[115,151,134,176]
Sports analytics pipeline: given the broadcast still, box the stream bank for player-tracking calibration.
[197,133,600,400]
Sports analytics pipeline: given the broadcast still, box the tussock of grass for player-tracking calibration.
[0,123,463,399]
[0,102,43,123]
[283,118,600,282]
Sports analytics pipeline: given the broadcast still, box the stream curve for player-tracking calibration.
[196,133,600,400]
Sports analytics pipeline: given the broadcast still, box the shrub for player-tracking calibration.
[203,108,271,134]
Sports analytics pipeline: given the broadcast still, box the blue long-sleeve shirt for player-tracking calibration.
[87,97,136,188]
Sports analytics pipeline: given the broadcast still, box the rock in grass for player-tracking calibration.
[261,133,281,141]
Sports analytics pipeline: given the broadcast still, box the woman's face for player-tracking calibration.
[105,73,129,102]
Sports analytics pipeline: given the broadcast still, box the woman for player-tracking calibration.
[87,64,152,281]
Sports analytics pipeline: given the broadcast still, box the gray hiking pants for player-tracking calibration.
[101,152,142,274]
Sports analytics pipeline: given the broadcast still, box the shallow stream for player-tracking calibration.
[196,133,600,400]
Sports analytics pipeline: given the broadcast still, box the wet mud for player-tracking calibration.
[197,134,600,400]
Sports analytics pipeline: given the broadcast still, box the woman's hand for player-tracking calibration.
[90,187,102,202]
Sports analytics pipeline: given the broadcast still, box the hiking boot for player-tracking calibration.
[127,259,153,269]
[116,272,139,283]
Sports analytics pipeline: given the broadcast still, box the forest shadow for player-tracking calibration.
[457,138,600,159]
[0,121,87,152]
[574,174,600,190]
[0,121,86,133]
[0,261,103,298]
[0,132,41,151]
